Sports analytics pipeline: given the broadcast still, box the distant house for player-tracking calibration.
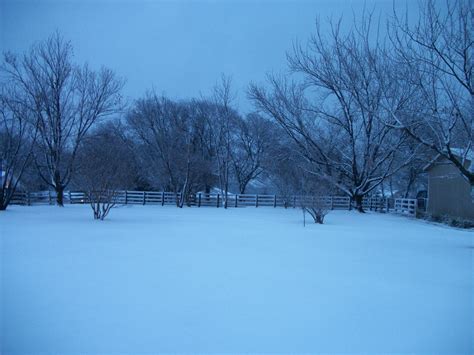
[423,150,474,220]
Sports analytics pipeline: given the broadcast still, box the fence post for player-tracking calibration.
[27,192,31,206]
[330,196,334,210]
[124,190,128,205]
[385,198,389,213]
[256,194,259,207]
[48,190,52,205]
[161,191,165,206]
[273,194,277,208]
[217,194,220,208]
[198,193,202,207]
[68,191,72,204]
[143,191,146,205]
[235,194,238,207]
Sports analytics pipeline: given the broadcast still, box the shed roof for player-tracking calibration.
[423,148,473,172]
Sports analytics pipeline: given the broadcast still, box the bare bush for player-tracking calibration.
[300,183,332,225]
[87,190,120,220]
[301,197,329,224]
[74,123,134,220]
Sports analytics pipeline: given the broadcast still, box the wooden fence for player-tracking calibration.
[10,191,55,205]
[10,190,419,216]
[394,198,418,216]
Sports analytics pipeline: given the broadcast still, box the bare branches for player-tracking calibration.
[1,31,124,205]
[212,74,237,208]
[0,86,38,210]
[127,94,217,202]
[250,12,413,212]
[230,113,274,193]
[74,123,135,220]
[390,0,474,185]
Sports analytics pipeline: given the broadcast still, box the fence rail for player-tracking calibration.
[10,190,421,217]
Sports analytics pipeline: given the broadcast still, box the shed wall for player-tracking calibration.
[427,162,474,219]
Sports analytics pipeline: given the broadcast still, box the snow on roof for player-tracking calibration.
[423,147,473,172]
[448,148,474,162]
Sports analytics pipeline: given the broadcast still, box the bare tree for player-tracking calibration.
[262,128,304,206]
[230,113,273,193]
[127,94,215,206]
[128,94,181,192]
[212,74,236,208]
[389,142,431,198]
[250,13,415,212]
[0,31,124,206]
[390,0,473,186]
[0,86,37,210]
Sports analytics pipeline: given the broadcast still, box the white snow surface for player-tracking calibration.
[1,205,473,353]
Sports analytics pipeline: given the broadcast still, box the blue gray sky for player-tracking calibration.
[1,0,420,111]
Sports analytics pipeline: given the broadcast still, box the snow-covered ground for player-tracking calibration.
[1,205,473,353]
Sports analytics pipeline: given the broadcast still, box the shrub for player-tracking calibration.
[301,196,329,224]
[424,214,474,229]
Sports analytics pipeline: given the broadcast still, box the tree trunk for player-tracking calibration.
[224,162,229,209]
[239,178,250,194]
[354,194,365,213]
[55,185,65,206]
[404,168,416,198]
[0,190,6,210]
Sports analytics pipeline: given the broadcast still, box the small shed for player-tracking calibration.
[423,151,474,220]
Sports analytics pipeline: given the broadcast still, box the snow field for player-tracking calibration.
[1,205,473,353]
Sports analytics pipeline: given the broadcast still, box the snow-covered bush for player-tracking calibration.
[424,213,474,229]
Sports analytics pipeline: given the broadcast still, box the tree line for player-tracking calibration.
[1,0,472,217]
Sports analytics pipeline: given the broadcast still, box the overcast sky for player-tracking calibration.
[1,0,421,111]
